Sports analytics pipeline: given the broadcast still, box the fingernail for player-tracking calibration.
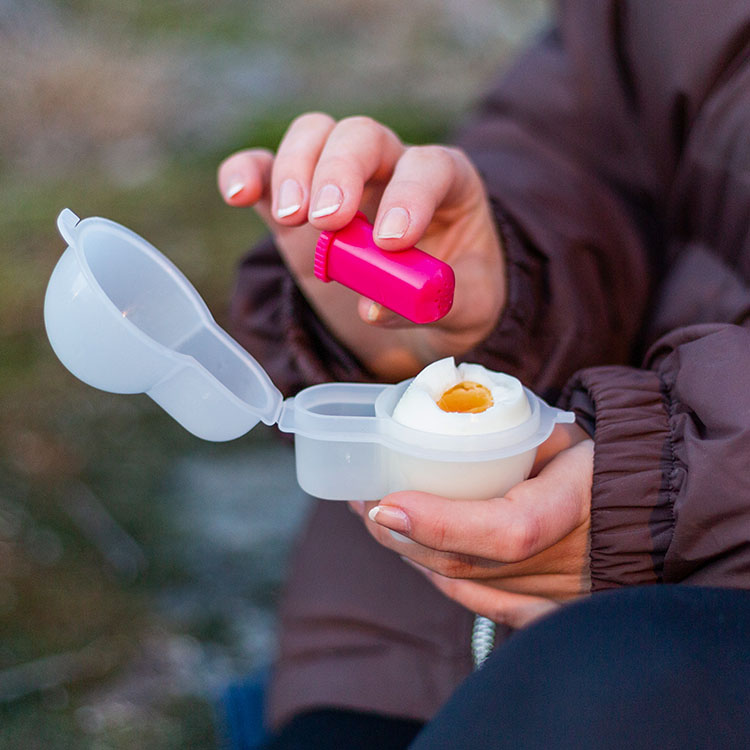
[368,505,410,534]
[310,184,343,218]
[366,301,382,322]
[277,178,303,219]
[224,179,245,200]
[377,207,410,239]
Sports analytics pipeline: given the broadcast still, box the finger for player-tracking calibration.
[368,440,594,563]
[307,115,404,228]
[407,562,560,629]
[367,509,586,582]
[270,112,337,224]
[531,422,590,475]
[471,572,586,600]
[217,149,274,213]
[372,145,482,251]
[379,516,588,583]
[366,146,503,340]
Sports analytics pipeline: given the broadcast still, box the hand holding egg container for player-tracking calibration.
[45,210,574,503]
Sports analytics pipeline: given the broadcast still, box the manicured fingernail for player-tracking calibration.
[277,178,303,219]
[368,505,410,534]
[310,184,343,218]
[224,179,245,200]
[377,207,410,239]
[366,301,382,322]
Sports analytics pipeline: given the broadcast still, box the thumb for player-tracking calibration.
[371,439,594,562]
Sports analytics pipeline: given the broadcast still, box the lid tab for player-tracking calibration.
[57,208,81,246]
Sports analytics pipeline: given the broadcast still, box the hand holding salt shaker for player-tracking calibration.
[314,213,455,324]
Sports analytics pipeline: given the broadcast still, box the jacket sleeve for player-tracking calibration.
[559,0,750,591]
[562,323,750,590]
[455,4,656,395]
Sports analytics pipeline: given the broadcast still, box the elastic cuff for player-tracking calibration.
[562,366,675,591]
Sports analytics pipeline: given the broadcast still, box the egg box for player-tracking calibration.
[44,209,574,502]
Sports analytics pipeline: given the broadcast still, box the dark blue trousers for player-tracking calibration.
[411,586,750,750]
[253,586,750,749]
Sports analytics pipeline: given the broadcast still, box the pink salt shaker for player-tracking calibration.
[314,213,455,324]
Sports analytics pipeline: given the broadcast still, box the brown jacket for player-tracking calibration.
[230,0,750,726]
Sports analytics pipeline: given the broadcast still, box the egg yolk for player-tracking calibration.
[437,381,494,414]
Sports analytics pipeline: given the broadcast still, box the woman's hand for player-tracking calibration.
[217,113,506,381]
[354,424,594,628]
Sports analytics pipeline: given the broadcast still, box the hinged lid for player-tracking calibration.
[45,209,283,441]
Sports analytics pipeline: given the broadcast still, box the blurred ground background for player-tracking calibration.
[0,1,548,746]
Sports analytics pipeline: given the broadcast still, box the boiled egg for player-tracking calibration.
[391,357,530,435]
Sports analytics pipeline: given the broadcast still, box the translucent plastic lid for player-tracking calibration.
[44,209,283,441]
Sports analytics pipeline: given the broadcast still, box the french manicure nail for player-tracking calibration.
[277,178,303,219]
[377,207,410,239]
[310,184,343,218]
[368,505,411,534]
[224,180,245,200]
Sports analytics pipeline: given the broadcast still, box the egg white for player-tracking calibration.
[391,357,531,435]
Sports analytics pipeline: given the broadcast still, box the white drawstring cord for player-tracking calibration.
[471,614,496,669]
